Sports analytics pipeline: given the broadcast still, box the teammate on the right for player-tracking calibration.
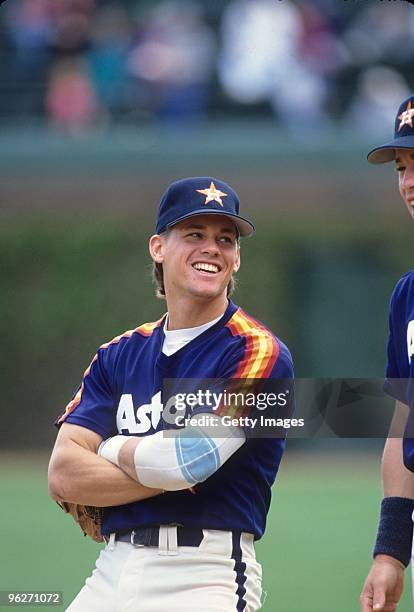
[360,96,414,611]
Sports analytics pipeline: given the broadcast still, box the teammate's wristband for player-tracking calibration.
[373,496,414,568]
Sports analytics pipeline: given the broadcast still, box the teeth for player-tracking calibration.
[193,263,219,273]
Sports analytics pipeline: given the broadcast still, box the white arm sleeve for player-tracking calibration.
[98,416,246,491]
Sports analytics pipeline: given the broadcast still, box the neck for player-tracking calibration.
[166,295,228,331]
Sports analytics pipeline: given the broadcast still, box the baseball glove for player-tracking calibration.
[57,501,104,543]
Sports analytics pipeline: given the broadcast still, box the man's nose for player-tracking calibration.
[200,237,219,254]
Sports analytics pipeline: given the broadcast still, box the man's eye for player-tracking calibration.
[396,166,404,172]
[219,236,233,243]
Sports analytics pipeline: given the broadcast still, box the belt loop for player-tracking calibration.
[167,525,178,556]
[158,525,169,556]
[130,530,142,548]
[108,532,116,551]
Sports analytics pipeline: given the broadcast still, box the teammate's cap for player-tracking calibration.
[368,95,414,164]
[155,177,255,237]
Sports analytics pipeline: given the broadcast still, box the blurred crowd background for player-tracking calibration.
[1,0,414,135]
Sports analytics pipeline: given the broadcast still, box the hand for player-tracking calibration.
[360,555,405,611]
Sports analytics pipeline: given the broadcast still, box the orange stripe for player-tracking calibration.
[57,316,164,425]
[226,309,279,380]
[216,309,280,417]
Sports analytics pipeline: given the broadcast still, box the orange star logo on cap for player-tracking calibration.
[398,100,414,130]
[196,181,228,206]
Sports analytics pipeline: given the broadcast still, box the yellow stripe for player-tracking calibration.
[248,332,270,378]
[227,310,276,378]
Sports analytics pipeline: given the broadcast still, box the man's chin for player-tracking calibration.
[187,284,226,301]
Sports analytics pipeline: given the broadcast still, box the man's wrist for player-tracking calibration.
[373,554,406,571]
[373,496,414,568]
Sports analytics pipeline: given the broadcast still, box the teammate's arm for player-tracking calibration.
[48,423,164,506]
[360,401,414,612]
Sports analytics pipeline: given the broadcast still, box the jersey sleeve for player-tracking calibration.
[190,332,294,431]
[55,346,117,438]
[384,280,408,404]
[220,338,294,381]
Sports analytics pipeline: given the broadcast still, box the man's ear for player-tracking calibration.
[233,245,240,273]
[149,234,164,263]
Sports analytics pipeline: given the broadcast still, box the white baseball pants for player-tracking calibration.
[66,528,263,611]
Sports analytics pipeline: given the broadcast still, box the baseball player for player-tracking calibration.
[360,97,414,611]
[48,177,294,612]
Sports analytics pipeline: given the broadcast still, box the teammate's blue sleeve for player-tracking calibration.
[384,280,408,404]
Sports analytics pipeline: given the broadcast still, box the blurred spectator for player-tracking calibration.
[3,0,54,116]
[46,57,102,133]
[47,0,95,58]
[88,4,132,118]
[126,1,216,124]
[4,0,53,51]
[344,66,410,138]
[296,0,348,77]
[44,0,101,132]
[344,2,414,67]
[218,0,303,105]
[218,0,332,133]
[1,0,414,129]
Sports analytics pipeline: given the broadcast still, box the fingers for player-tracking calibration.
[373,597,386,611]
[360,592,374,612]
[360,591,398,612]
[372,592,386,610]
[360,557,404,612]
[360,580,376,612]
[371,577,400,611]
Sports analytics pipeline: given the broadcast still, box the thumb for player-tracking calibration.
[372,592,386,611]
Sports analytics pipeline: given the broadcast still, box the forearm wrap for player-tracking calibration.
[373,496,414,567]
[98,435,128,466]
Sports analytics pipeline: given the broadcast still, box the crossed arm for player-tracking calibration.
[48,418,245,506]
[48,423,163,507]
[97,420,245,491]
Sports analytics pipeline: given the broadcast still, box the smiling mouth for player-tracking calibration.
[192,262,220,274]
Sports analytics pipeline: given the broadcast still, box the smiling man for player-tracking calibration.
[360,98,414,611]
[48,177,294,612]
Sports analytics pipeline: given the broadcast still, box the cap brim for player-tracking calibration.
[367,135,414,164]
[166,209,255,237]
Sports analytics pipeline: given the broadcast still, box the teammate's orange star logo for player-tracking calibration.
[196,181,228,206]
[398,101,414,130]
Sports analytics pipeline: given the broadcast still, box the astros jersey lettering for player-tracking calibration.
[384,269,414,470]
[56,300,294,538]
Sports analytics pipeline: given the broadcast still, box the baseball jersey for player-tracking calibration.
[56,300,294,538]
[384,269,414,470]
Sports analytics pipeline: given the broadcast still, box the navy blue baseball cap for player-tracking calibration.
[155,177,255,237]
[368,95,414,164]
